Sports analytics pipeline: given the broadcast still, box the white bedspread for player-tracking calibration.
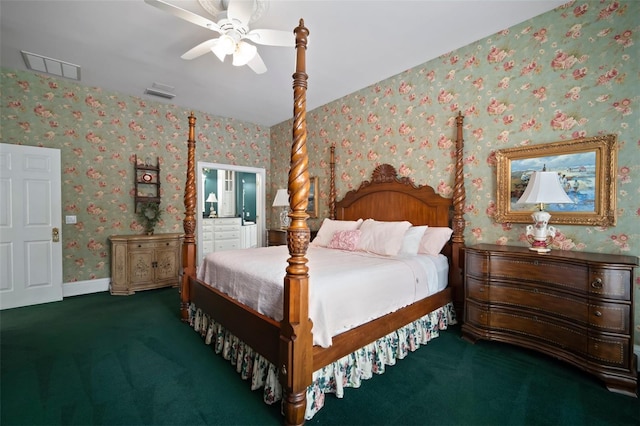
[197,246,448,347]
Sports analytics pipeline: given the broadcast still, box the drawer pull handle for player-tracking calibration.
[594,311,602,317]
[138,244,142,248]
[533,288,539,294]
[533,260,539,266]
[591,278,603,289]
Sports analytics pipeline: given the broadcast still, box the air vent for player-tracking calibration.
[21,51,81,80]
[145,82,176,99]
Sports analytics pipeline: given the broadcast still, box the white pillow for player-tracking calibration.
[311,218,363,247]
[398,225,428,256]
[418,227,453,255]
[356,219,413,256]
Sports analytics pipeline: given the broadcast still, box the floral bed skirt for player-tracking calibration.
[189,302,457,420]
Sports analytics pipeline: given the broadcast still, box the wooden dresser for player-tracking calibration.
[109,233,183,295]
[462,244,638,397]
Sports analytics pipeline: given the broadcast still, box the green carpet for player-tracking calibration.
[1,288,638,425]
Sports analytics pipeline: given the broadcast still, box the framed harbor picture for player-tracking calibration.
[494,135,617,226]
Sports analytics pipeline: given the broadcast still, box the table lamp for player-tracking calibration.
[516,170,574,252]
[206,192,217,218]
[272,188,290,229]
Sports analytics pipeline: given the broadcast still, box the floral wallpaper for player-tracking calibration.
[271,1,640,342]
[1,0,639,344]
[0,74,271,282]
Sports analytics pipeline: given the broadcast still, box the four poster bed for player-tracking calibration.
[180,20,466,425]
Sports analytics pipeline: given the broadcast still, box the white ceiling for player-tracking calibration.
[1,0,567,126]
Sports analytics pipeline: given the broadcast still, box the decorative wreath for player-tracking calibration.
[137,201,162,234]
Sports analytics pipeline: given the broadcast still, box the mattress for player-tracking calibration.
[197,245,448,347]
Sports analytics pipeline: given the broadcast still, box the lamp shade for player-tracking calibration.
[516,172,574,205]
[206,193,217,203]
[272,189,289,207]
[233,41,257,66]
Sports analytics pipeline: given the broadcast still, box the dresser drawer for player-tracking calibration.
[588,302,630,333]
[489,255,588,294]
[202,241,214,255]
[214,229,241,240]
[213,218,242,230]
[465,301,489,327]
[588,334,631,368]
[465,250,488,277]
[215,240,240,251]
[488,308,587,354]
[588,268,631,300]
[130,241,156,250]
[489,282,586,324]
[466,276,489,302]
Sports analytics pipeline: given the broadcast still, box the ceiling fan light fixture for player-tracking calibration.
[232,41,257,66]
[220,34,236,55]
[210,43,227,61]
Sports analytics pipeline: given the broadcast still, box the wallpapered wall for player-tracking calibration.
[270,1,640,341]
[0,77,271,282]
[1,1,639,342]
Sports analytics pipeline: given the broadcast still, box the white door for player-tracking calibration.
[0,143,62,310]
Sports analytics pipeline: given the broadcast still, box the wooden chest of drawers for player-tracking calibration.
[462,244,638,397]
[109,233,183,295]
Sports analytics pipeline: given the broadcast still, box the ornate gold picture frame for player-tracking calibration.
[307,176,319,218]
[495,135,617,226]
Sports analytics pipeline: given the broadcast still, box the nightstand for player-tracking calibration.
[267,229,317,246]
[267,229,287,246]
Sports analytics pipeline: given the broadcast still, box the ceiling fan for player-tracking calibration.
[144,0,294,74]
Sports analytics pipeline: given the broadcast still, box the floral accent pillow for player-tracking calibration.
[327,230,362,251]
[311,218,363,247]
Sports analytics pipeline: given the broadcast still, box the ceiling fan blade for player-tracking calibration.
[232,41,257,66]
[181,39,218,60]
[246,51,267,74]
[244,29,294,47]
[144,0,221,33]
[226,0,253,26]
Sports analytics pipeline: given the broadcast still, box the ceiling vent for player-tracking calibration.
[21,51,81,80]
[144,82,176,99]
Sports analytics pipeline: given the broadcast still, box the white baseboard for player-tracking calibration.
[63,278,110,297]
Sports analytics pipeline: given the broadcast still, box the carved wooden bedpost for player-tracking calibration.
[181,112,197,322]
[329,144,336,220]
[450,111,466,313]
[279,19,313,426]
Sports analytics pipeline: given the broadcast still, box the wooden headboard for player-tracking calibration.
[335,164,452,227]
